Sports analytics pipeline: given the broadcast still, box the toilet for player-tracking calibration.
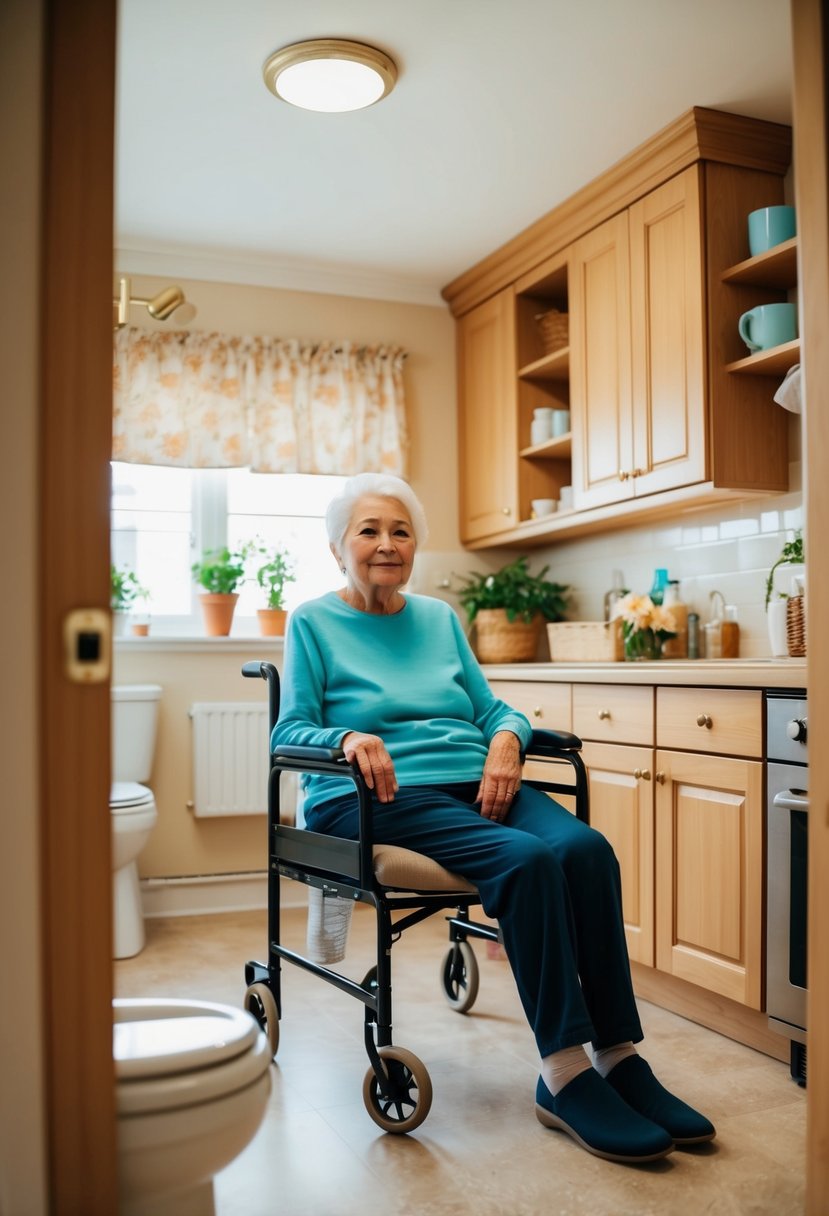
[114,997,272,1216]
[111,684,162,959]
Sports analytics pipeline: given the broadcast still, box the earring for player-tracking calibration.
[341,567,347,575]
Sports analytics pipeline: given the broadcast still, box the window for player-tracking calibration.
[111,463,346,635]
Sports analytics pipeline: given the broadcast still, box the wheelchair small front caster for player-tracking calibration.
[362,1046,433,1134]
[244,982,279,1057]
[440,940,480,1013]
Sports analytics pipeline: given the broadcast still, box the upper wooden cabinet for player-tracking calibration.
[447,108,793,549]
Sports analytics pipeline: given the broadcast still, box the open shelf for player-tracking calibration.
[518,346,570,382]
[725,338,800,377]
[721,237,798,289]
[519,434,572,459]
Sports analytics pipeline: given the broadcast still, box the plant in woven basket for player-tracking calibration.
[454,557,569,663]
[764,530,804,609]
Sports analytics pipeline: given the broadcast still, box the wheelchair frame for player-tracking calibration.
[241,659,589,1133]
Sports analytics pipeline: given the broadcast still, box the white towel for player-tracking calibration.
[306,886,354,964]
[774,364,802,414]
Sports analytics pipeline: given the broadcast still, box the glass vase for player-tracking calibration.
[624,626,661,662]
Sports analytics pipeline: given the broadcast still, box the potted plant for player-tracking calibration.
[111,564,149,635]
[253,541,296,636]
[455,556,569,663]
[612,592,677,662]
[191,546,248,636]
[765,530,805,656]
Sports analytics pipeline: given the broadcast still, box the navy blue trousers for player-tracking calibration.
[306,782,643,1058]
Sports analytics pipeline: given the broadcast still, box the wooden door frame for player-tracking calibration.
[791,2,829,1210]
[40,0,117,1210]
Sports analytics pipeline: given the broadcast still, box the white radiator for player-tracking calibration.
[190,701,271,818]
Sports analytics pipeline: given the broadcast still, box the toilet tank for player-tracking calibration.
[112,685,162,783]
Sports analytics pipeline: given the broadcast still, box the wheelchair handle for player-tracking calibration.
[241,660,280,731]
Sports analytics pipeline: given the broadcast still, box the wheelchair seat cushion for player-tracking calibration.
[372,844,477,894]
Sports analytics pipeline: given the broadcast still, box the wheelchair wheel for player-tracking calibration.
[362,1046,433,1134]
[440,940,480,1013]
[244,982,279,1057]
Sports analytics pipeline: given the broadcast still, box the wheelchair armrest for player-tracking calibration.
[528,728,582,754]
[273,744,346,764]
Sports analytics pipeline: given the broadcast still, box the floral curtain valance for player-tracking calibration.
[112,327,409,476]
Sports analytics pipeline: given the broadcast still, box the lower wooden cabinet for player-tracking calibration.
[654,748,764,1009]
[581,741,655,967]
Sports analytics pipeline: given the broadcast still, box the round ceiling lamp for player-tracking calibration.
[262,39,397,113]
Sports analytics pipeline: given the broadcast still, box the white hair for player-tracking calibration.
[325,473,429,551]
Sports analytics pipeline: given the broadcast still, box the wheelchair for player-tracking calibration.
[241,659,589,1134]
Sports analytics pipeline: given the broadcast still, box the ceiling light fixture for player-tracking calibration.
[262,38,397,113]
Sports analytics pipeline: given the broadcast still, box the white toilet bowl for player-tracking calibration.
[111,684,162,960]
[114,997,272,1216]
[112,782,158,960]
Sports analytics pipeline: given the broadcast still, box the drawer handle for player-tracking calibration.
[655,771,666,784]
[633,768,651,781]
[533,706,543,718]
[598,709,611,720]
[502,506,512,516]
[696,713,713,729]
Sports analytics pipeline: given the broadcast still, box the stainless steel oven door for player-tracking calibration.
[766,761,808,1041]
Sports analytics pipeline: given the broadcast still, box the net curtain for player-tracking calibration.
[112,327,409,476]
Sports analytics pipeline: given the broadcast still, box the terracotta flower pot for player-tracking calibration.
[199,592,238,637]
[257,608,287,637]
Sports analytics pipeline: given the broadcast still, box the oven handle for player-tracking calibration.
[772,790,810,813]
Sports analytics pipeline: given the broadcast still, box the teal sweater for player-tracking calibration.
[273,592,532,812]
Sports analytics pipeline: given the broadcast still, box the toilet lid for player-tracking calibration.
[110,781,153,809]
[114,998,271,1115]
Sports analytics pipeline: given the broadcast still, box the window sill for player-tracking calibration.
[114,635,284,654]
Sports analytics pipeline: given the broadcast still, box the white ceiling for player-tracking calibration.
[115,0,793,305]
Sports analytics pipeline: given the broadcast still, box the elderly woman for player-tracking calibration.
[274,472,714,1163]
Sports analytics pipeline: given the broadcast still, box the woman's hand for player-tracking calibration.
[341,732,399,803]
[477,730,523,821]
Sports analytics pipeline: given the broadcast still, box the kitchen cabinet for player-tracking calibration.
[456,287,518,541]
[449,108,792,548]
[722,235,800,377]
[654,687,764,1009]
[574,685,656,967]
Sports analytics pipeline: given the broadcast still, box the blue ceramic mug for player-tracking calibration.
[747,205,797,256]
[738,302,798,352]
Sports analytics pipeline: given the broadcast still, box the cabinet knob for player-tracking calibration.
[655,771,666,784]
[632,468,643,478]
[533,706,543,718]
[502,506,512,516]
[696,713,713,729]
[598,709,611,720]
[633,768,651,781]
[618,470,630,482]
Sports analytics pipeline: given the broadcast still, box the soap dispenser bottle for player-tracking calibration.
[661,580,688,658]
[650,568,669,605]
[603,569,628,622]
[704,590,725,659]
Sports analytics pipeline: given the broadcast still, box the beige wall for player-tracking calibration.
[0,1,48,1212]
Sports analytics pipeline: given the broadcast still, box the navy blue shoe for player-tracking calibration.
[535,1070,674,1164]
[605,1055,716,1145]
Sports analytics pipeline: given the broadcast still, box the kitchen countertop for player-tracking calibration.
[483,658,808,689]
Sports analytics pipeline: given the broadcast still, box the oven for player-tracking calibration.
[765,690,808,1086]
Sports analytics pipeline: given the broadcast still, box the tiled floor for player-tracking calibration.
[115,905,806,1216]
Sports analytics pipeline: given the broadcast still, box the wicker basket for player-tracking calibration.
[786,595,806,657]
[473,609,543,664]
[535,309,569,355]
[547,619,623,662]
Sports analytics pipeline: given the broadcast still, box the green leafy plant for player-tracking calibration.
[454,555,569,624]
[191,546,249,595]
[764,530,804,610]
[110,564,149,612]
[254,541,296,610]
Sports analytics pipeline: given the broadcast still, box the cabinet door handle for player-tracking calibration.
[632,468,643,478]
[598,709,611,720]
[655,771,666,784]
[618,470,630,482]
[696,713,713,729]
[502,506,512,516]
[633,768,652,781]
[533,706,543,718]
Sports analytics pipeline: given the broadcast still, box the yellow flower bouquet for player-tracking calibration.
[612,592,676,661]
